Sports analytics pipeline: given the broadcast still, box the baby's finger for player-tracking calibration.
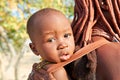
[49,73,56,80]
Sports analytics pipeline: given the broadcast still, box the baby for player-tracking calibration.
[27,8,75,80]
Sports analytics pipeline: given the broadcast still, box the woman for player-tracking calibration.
[67,0,120,80]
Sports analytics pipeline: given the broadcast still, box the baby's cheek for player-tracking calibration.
[69,42,75,49]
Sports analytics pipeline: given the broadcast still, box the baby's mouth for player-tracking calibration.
[59,52,71,61]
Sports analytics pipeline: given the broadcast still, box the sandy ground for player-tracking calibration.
[18,52,40,80]
[0,39,40,80]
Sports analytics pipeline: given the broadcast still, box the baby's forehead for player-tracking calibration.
[33,10,67,27]
[35,8,63,19]
[33,9,64,25]
[27,8,69,40]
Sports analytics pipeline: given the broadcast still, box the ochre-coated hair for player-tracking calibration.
[72,0,120,46]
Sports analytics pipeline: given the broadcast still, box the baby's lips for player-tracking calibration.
[59,54,71,61]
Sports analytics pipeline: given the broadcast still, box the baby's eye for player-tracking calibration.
[64,33,71,38]
[47,38,55,42]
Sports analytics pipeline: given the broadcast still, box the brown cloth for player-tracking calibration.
[28,63,55,80]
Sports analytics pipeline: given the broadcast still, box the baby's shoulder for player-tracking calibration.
[27,62,51,80]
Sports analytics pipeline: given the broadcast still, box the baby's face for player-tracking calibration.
[33,14,75,63]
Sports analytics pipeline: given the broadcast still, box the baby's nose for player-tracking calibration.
[57,43,68,50]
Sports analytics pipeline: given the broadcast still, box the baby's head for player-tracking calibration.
[27,8,75,63]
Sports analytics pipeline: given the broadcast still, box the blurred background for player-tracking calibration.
[0,0,74,80]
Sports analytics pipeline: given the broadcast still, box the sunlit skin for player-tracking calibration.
[27,8,75,80]
[92,36,120,80]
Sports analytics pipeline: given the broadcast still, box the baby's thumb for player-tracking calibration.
[49,73,56,80]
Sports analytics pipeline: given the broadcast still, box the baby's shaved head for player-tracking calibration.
[27,8,66,42]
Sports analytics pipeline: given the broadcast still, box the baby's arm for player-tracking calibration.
[28,63,68,80]
[52,67,68,80]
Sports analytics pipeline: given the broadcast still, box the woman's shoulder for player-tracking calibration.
[97,41,120,54]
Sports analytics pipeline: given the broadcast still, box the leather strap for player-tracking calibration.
[47,38,109,73]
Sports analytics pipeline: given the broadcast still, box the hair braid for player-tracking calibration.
[72,0,120,47]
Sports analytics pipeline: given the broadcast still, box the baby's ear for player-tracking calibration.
[29,43,40,56]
